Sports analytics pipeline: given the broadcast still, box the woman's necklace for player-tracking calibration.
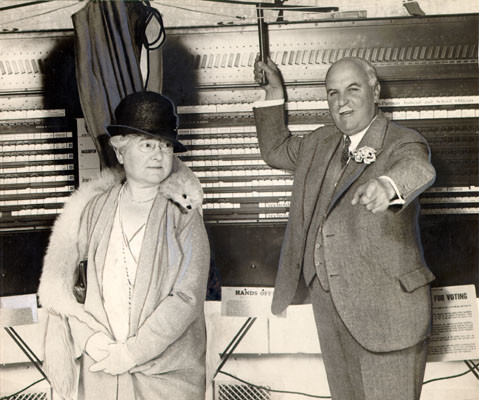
[120,239,133,311]
[123,184,157,204]
[118,185,149,311]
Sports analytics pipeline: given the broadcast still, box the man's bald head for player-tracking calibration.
[326,57,378,88]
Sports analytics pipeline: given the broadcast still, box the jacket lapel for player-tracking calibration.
[327,112,388,216]
[129,194,168,331]
[84,185,121,331]
[302,130,342,229]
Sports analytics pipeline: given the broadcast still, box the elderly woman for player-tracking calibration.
[38,91,210,400]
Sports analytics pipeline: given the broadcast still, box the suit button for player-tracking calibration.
[314,261,320,266]
[315,243,321,249]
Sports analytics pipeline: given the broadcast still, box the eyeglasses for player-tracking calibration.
[137,140,174,154]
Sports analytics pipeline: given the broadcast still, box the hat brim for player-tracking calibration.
[107,124,187,153]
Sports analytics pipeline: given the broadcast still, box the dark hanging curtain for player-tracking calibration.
[72,0,148,168]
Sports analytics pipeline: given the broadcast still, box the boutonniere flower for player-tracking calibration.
[350,146,377,164]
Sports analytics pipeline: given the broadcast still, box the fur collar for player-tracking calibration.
[37,158,203,324]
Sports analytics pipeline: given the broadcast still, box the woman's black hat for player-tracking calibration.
[107,91,187,153]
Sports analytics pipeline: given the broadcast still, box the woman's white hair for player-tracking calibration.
[109,134,143,154]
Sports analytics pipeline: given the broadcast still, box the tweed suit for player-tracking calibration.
[254,105,436,397]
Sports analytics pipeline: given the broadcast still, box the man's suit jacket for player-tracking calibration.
[254,105,436,352]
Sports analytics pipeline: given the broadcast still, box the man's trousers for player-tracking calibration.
[309,276,428,400]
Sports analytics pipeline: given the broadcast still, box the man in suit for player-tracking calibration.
[253,57,436,400]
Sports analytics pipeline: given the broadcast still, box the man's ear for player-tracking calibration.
[373,82,381,103]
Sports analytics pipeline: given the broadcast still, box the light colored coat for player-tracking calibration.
[38,158,210,400]
[254,106,436,353]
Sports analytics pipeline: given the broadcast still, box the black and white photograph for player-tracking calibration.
[0,1,478,399]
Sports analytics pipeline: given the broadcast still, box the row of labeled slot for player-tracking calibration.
[202,201,290,210]
[202,179,294,188]
[204,191,292,199]
[190,44,477,70]
[0,142,73,153]
[183,159,267,168]
[0,175,75,185]
[0,185,74,196]
[194,169,289,178]
[0,109,66,120]
[0,58,44,75]
[177,96,479,114]
[8,208,63,217]
[182,107,479,120]
[0,163,74,175]
[209,194,478,207]
[178,124,319,136]
[203,202,241,209]
[202,196,478,210]
[0,131,72,141]
[202,202,479,221]
[181,136,258,145]
[186,147,261,157]
[384,109,478,120]
[0,196,70,206]
[0,153,74,163]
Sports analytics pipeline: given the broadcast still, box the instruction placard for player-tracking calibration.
[428,285,479,361]
[221,287,285,317]
[0,294,38,327]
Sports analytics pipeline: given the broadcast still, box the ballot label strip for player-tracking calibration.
[1,15,477,227]
[164,14,478,223]
[0,116,77,228]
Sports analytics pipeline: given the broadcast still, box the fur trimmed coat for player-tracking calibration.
[38,158,210,400]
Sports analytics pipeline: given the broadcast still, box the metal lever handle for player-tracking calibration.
[256,5,269,86]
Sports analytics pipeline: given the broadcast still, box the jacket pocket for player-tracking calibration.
[398,267,436,293]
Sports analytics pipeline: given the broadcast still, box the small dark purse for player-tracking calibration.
[73,259,88,304]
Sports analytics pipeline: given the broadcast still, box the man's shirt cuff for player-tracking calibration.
[379,175,405,206]
[253,98,285,109]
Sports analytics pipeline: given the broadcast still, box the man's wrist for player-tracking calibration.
[265,87,285,101]
[253,98,285,108]
[377,177,395,200]
[378,176,405,205]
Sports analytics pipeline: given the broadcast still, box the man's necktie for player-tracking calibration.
[341,135,351,167]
